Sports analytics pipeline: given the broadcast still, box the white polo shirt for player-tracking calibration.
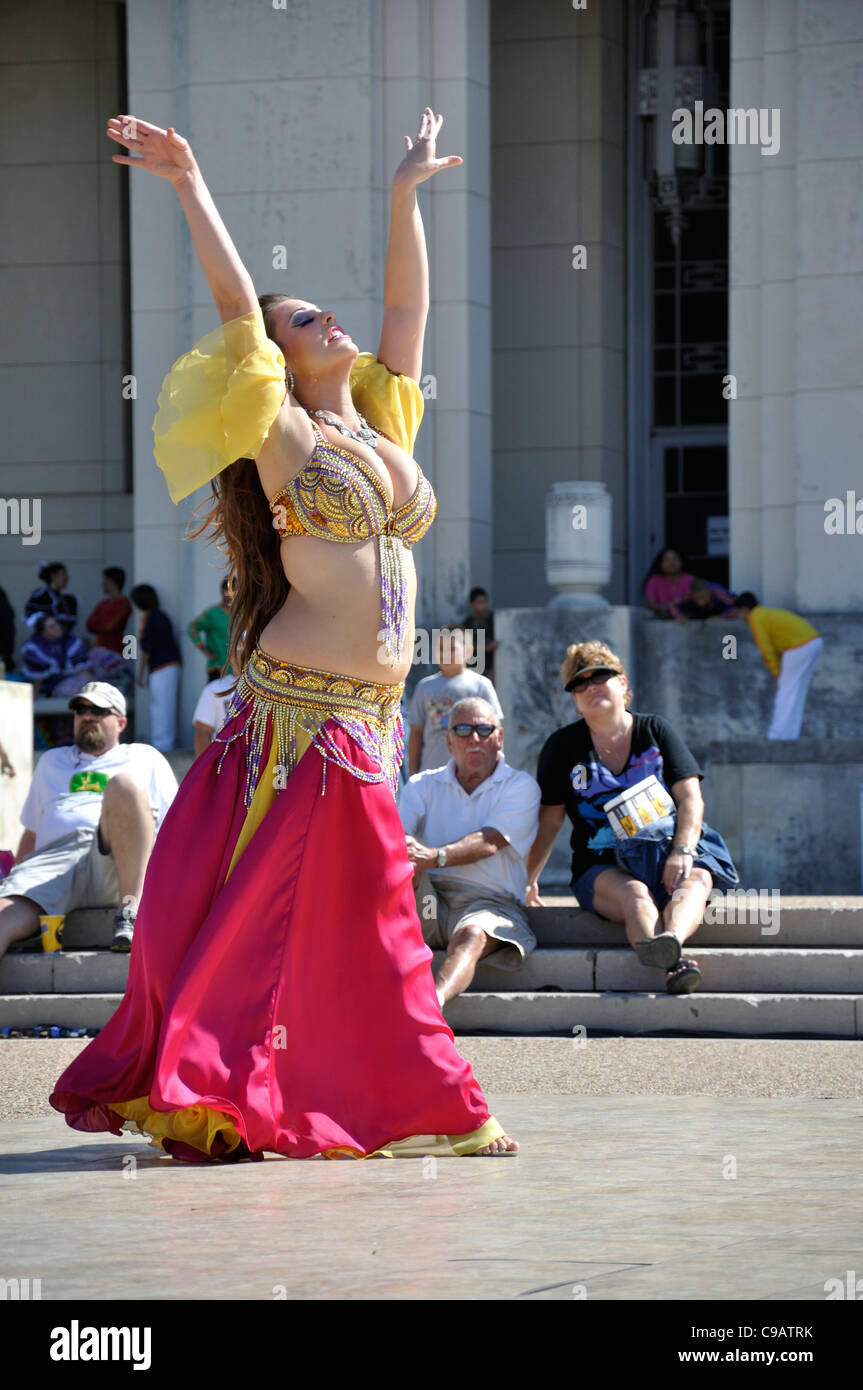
[21,742,179,852]
[398,756,540,903]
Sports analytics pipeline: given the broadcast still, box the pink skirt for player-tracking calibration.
[49,649,503,1160]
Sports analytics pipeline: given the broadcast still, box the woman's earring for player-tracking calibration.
[285,366,295,395]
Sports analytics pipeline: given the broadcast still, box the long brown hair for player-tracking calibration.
[186,294,292,678]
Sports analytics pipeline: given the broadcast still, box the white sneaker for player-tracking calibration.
[111,907,135,952]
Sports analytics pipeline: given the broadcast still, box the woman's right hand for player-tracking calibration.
[107,115,197,185]
[525,881,544,908]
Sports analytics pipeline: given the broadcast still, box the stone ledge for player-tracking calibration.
[707,740,863,764]
[0,993,122,1028]
[442,991,862,1038]
[3,989,862,1037]
[528,899,863,946]
[6,945,863,997]
[595,947,863,994]
[35,896,863,952]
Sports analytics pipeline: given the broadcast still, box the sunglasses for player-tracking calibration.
[565,668,619,694]
[72,703,113,717]
[450,722,498,739]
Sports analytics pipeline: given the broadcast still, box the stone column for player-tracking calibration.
[729,0,863,610]
[126,0,487,736]
[490,0,627,609]
[421,0,492,627]
[0,0,132,668]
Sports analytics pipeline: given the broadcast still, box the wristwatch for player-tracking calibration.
[436,847,448,868]
[671,845,696,856]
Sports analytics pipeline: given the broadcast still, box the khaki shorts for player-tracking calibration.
[414,870,535,971]
[0,817,154,918]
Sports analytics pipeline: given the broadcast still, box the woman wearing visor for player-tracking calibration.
[526,641,737,994]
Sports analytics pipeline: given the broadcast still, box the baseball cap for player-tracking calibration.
[68,682,127,718]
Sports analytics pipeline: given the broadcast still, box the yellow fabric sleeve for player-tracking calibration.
[349,352,425,455]
[152,307,287,504]
[152,309,424,505]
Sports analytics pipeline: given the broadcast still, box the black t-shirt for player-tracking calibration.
[535,711,702,884]
[141,609,181,672]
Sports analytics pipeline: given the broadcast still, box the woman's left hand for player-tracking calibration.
[662,848,692,895]
[395,107,463,187]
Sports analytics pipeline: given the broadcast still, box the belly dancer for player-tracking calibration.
[50,108,517,1160]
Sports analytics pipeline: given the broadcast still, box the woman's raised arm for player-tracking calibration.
[377,108,462,381]
[107,115,257,323]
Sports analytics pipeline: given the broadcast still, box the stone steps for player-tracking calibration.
[0,993,122,1030]
[442,991,863,1038]
[36,895,863,951]
[433,947,863,994]
[5,946,863,996]
[2,989,862,1038]
[3,897,863,1037]
[1,951,130,994]
[530,896,863,947]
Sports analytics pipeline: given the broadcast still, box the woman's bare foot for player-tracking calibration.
[471,1134,519,1155]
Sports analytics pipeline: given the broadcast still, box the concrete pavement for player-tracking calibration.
[1,1092,860,1300]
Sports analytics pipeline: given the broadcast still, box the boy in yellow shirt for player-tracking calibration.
[733,593,823,739]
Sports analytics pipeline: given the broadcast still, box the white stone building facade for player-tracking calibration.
[1,0,860,746]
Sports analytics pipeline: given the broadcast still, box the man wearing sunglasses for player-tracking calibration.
[406,626,503,776]
[399,697,540,1007]
[0,682,177,959]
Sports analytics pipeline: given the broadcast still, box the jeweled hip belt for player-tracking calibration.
[213,647,405,805]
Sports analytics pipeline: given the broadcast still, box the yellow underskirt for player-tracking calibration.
[111,1096,245,1156]
[113,722,506,1159]
[224,715,313,880]
[112,1096,505,1160]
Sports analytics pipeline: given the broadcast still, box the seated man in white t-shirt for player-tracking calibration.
[0,682,178,958]
[192,668,237,757]
[399,696,541,1007]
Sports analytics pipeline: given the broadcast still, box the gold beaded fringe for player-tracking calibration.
[212,648,405,809]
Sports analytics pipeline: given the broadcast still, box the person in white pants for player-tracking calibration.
[148,662,181,751]
[733,592,823,740]
[131,583,183,752]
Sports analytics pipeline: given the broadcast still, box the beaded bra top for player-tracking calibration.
[268,416,436,665]
[268,417,435,546]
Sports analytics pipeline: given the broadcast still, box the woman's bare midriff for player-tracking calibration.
[258,537,417,685]
[255,402,421,686]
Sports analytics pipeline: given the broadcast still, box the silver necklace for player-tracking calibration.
[307,409,379,450]
[592,722,631,761]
